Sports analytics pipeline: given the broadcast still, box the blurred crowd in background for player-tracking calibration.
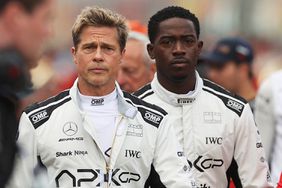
[30,0,282,101]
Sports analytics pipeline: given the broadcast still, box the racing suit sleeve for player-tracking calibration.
[6,112,38,188]
[254,79,275,161]
[234,104,274,187]
[153,116,192,188]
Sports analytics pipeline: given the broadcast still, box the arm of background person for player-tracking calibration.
[234,104,274,187]
[254,78,275,160]
[6,113,38,188]
[0,98,18,187]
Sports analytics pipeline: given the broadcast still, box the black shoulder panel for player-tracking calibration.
[203,79,247,117]
[123,91,167,128]
[25,90,70,114]
[203,79,247,103]
[24,90,71,129]
[133,84,153,99]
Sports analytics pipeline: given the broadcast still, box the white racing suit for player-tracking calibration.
[134,72,273,188]
[255,70,282,184]
[7,80,191,188]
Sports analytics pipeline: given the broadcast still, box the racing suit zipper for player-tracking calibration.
[105,116,123,187]
[105,165,110,188]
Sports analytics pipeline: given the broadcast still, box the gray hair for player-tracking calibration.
[127,31,155,65]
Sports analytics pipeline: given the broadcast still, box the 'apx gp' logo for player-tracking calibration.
[63,122,78,136]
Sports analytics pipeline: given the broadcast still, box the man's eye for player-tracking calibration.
[83,46,95,53]
[102,47,115,54]
[84,46,94,50]
[105,47,113,51]
[183,38,195,45]
[161,39,173,45]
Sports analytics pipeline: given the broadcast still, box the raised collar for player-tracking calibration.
[70,79,137,119]
[151,71,203,106]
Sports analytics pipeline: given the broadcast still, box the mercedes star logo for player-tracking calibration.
[63,122,78,136]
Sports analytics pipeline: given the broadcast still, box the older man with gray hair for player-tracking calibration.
[117,31,155,93]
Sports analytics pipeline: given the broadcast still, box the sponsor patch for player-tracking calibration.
[177,98,195,104]
[91,98,104,106]
[126,124,143,137]
[30,110,49,124]
[256,142,263,148]
[205,137,223,145]
[138,107,164,128]
[226,99,243,113]
[203,112,222,124]
[125,149,141,158]
[63,122,78,136]
[144,111,161,124]
[56,150,88,157]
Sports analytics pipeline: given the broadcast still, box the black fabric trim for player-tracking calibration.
[203,79,247,104]
[24,90,71,129]
[28,97,71,129]
[226,158,242,188]
[133,83,152,97]
[203,87,245,117]
[203,80,247,117]
[137,106,163,128]
[24,90,70,114]
[34,156,47,181]
[36,155,47,171]
[123,91,167,116]
[139,91,154,100]
[144,165,166,188]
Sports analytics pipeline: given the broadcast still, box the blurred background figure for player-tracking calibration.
[117,31,155,93]
[0,0,54,187]
[255,69,282,185]
[202,37,257,109]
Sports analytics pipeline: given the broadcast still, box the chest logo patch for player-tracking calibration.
[63,122,78,136]
[177,98,195,104]
[91,98,104,106]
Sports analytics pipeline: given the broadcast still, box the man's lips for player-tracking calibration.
[171,58,189,67]
[88,67,107,73]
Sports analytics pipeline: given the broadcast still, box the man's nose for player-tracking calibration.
[93,47,103,62]
[172,41,186,55]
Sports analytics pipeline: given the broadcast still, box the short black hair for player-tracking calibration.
[0,0,46,14]
[148,6,200,43]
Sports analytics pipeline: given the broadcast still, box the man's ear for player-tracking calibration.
[147,43,155,59]
[71,47,77,65]
[120,48,126,61]
[197,40,204,55]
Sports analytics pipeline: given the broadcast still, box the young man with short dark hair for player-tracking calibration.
[135,6,273,188]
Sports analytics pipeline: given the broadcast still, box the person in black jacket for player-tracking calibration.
[0,0,54,186]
